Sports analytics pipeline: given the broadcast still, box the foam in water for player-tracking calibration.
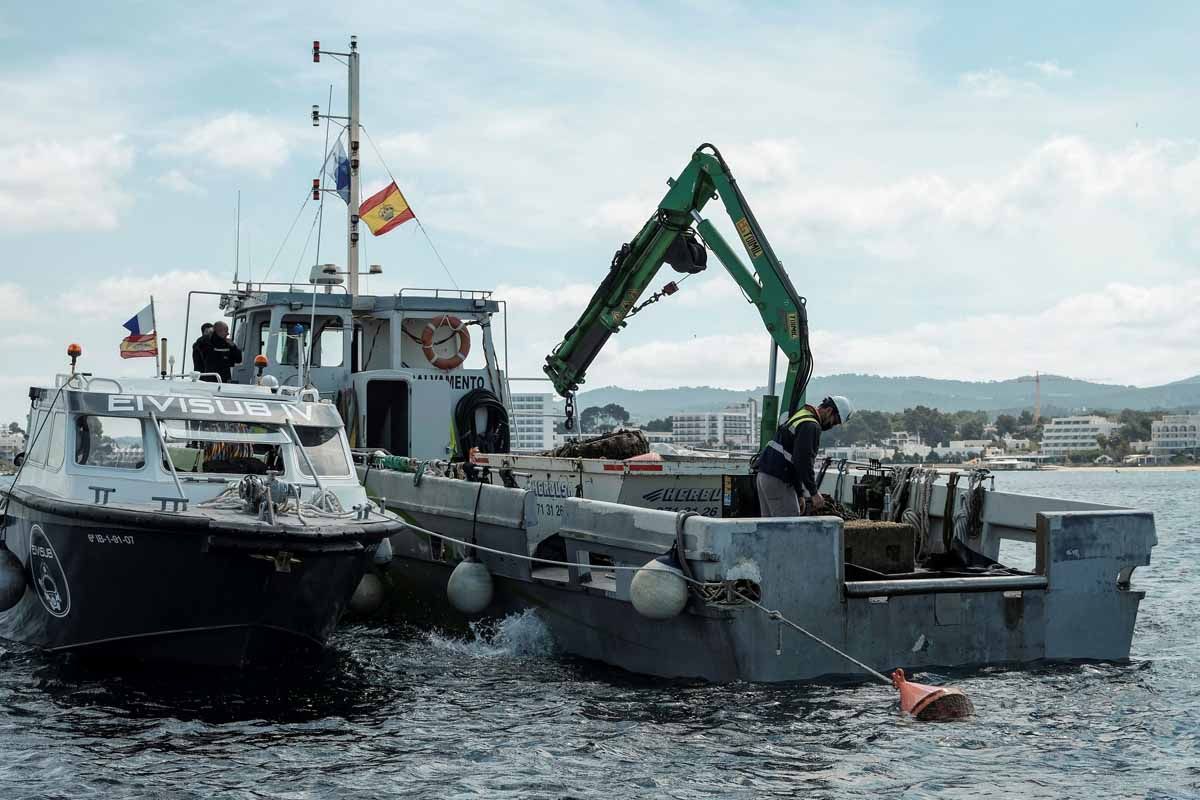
[425,610,556,659]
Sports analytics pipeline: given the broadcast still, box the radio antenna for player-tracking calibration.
[233,190,241,285]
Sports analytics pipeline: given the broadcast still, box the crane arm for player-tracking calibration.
[543,144,813,446]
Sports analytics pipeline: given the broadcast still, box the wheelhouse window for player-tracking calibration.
[263,317,345,368]
[46,413,65,470]
[295,426,351,477]
[26,410,55,466]
[159,419,288,475]
[75,416,146,470]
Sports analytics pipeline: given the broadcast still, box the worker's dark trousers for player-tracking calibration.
[756,472,802,517]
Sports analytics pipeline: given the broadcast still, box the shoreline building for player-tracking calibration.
[1150,414,1200,458]
[672,401,757,448]
[0,429,24,464]
[510,393,560,453]
[1040,415,1119,457]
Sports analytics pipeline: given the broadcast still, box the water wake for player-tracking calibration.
[425,610,556,659]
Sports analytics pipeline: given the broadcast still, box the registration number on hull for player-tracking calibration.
[88,534,136,545]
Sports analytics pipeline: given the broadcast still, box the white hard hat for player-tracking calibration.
[828,395,854,424]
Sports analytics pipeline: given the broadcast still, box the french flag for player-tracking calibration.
[123,303,155,336]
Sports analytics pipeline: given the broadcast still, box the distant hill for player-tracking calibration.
[575,373,1200,420]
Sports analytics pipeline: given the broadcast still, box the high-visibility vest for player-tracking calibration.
[757,405,820,484]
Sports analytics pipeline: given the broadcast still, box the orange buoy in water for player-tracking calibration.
[892,668,974,721]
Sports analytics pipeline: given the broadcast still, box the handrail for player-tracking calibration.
[234,281,350,294]
[397,286,494,299]
[63,375,124,393]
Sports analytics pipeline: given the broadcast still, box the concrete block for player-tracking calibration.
[843,520,916,574]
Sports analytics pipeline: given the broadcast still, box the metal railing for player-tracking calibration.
[398,286,494,300]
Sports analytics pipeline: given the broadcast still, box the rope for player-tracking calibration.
[469,480,485,547]
[885,466,912,521]
[1,382,69,537]
[673,510,698,582]
[395,514,894,684]
[197,481,355,523]
[901,467,938,558]
[262,189,313,282]
[953,469,989,543]
[942,471,960,552]
[360,125,459,290]
[731,589,891,685]
[289,206,323,285]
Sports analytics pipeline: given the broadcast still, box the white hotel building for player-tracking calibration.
[1039,415,1119,457]
[1150,414,1200,458]
[672,402,758,447]
[509,393,560,453]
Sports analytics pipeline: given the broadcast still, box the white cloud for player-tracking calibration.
[754,136,1200,256]
[0,270,231,421]
[959,69,1042,98]
[490,276,1200,394]
[0,56,147,233]
[481,109,557,140]
[1027,60,1074,79]
[590,332,771,390]
[0,333,48,348]
[492,282,597,312]
[587,193,658,234]
[61,270,226,323]
[374,132,433,159]
[723,139,806,184]
[811,280,1200,385]
[673,277,750,307]
[0,136,134,233]
[159,112,291,176]
[156,169,204,195]
[0,284,35,322]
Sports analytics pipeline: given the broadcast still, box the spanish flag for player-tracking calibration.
[120,334,158,359]
[359,181,415,236]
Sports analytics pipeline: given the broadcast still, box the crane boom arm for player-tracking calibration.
[543,144,813,446]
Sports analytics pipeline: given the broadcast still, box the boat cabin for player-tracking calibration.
[190,276,509,461]
[17,374,365,510]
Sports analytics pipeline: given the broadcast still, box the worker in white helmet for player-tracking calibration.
[755,395,854,516]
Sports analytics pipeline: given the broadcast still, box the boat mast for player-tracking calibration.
[312,36,361,297]
[347,35,360,297]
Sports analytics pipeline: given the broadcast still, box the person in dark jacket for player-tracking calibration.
[196,321,242,383]
[755,395,854,516]
[191,322,214,374]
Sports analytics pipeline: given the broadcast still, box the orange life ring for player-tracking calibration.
[421,315,471,370]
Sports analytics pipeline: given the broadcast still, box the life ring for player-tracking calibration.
[421,315,471,370]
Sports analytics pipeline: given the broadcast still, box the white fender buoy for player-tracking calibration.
[630,558,687,620]
[349,572,385,616]
[447,557,493,615]
[372,537,394,566]
[0,544,23,612]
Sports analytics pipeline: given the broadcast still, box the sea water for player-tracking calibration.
[0,470,1196,799]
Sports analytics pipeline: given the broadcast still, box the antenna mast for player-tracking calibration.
[347,36,361,297]
[312,36,361,297]
[234,190,241,285]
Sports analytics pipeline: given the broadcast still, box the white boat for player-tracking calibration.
[0,362,404,667]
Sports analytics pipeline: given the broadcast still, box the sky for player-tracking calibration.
[2,1,1199,422]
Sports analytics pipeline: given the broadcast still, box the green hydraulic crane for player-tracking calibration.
[543,143,814,448]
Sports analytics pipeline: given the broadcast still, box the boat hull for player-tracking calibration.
[0,501,372,668]
[363,469,1156,683]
